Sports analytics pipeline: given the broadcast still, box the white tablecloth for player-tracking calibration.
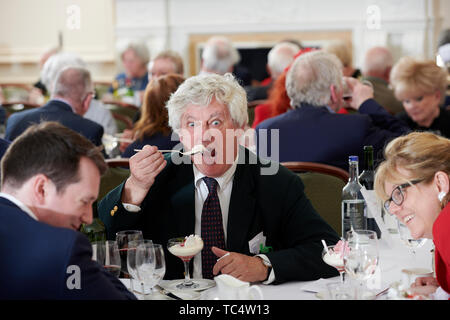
[122,232,434,300]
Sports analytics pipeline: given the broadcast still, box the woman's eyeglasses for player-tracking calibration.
[384,179,423,213]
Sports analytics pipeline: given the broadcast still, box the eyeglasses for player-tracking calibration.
[383,179,423,213]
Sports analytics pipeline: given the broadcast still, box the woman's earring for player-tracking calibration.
[438,191,447,202]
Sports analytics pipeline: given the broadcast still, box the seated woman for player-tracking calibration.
[121,74,185,158]
[107,42,150,105]
[374,132,450,299]
[390,57,450,138]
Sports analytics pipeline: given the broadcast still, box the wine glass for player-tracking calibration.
[344,230,379,299]
[322,244,346,283]
[92,241,121,277]
[128,239,152,297]
[167,236,203,290]
[397,220,427,264]
[116,230,144,278]
[136,243,166,299]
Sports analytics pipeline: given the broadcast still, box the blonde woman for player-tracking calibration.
[374,132,450,299]
[390,57,450,138]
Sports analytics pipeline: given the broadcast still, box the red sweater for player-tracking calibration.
[433,202,450,295]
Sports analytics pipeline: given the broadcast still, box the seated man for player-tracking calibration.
[256,50,409,170]
[0,122,135,299]
[0,138,10,160]
[98,73,340,285]
[5,66,104,146]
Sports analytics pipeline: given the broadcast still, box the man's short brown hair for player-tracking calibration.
[1,121,107,193]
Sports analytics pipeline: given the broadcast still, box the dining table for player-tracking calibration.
[121,230,435,300]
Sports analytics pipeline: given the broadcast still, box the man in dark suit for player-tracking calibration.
[0,138,10,160]
[361,46,404,115]
[0,122,135,299]
[5,66,103,146]
[98,73,340,285]
[256,50,409,171]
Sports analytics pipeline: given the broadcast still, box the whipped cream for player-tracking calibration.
[191,144,206,154]
[323,251,344,268]
[168,235,204,257]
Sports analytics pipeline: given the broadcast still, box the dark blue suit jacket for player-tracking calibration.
[256,99,409,170]
[0,138,10,160]
[0,197,136,300]
[5,100,104,146]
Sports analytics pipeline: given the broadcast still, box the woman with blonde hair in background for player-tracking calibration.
[390,57,450,138]
[374,131,450,299]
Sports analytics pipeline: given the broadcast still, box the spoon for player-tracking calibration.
[134,144,206,156]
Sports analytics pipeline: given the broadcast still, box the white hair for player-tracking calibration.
[121,41,150,65]
[201,36,240,75]
[41,52,87,94]
[286,51,343,108]
[53,66,92,102]
[267,42,301,79]
[166,73,248,132]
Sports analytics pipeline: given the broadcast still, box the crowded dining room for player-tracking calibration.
[0,0,449,311]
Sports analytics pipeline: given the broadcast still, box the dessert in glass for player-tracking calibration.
[167,235,204,289]
[322,240,348,283]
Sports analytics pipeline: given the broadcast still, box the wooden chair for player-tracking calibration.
[281,161,349,237]
[97,158,130,203]
[1,101,41,117]
[1,83,32,102]
[102,99,139,126]
[111,113,133,133]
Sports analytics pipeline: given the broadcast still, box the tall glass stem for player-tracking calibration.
[183,260,193,286]
[340,271,346,283]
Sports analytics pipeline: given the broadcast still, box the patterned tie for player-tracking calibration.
[201,177,226,279]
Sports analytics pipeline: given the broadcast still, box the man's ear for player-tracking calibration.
[330,84,338,103]
[82,94,93,114]
[31,174,50,205]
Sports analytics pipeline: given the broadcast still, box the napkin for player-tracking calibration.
[300,278,336,293]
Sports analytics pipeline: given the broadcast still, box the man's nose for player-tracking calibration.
[81,207,93,226]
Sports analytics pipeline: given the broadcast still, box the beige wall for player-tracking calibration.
[0,0,116,84]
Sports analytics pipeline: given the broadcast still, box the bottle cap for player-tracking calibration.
[363,145,373,151]
[349,155,358,162]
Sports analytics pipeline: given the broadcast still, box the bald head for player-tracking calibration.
[52,66,93,115]
[362,46,393,81]
[267,42,301,79]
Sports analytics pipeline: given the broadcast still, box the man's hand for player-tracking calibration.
[345,77,374,110]
[212,246,269,283]
[122,145,166,205]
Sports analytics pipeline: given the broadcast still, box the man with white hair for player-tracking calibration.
[98,73,340,285]
[246,41,301,102]
[256,50,409,170]
[200,36,240,76]
[38,52,118,136]
[5,67,104,146]
[362,46,404,115]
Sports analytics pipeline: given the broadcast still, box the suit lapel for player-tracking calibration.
[226,149,258,254]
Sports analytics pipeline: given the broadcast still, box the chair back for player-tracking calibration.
[98,159,130,201]
[1,101,41,117]
[282,161,349,237]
